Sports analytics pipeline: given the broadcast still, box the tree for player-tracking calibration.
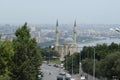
[82,58,94,75]
[64,52,79,74]
[108,42,119,52]
[65,42,120,79]
[81,46,94,60]
[10,23,42,80]
[0,37,14,80]
[100,52,120,79]
[40,47,59,60]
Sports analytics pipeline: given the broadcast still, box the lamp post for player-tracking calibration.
[115,28,120,33]
[79,47,82,78]
[66,46,96,80]
[74,46,83,80]
[76,46,96,80]
[65,45,69,78]
[110,27,120,33]
[48,45,54,64]
[93,47,96,80]
[69,46,83,80]
[110,28,120,80]
[71,48,73,77]
[49,51,50,64]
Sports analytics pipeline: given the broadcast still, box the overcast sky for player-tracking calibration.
[0,0,120,24]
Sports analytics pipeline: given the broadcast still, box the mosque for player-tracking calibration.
[54,20,78,61]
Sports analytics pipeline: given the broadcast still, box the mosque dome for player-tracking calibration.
[64,37,74,44]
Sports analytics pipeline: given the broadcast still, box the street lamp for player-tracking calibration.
[75,46,83,79]
[71,48,73,77]
[70,47,75,80]
[79,47,82,78]
[110,28,120,80]
[79,46,96,80]
[69,46,83,80]
[115,28,120,33]
[110,27,120,33]
[93,47,96,80]
[48,45,54,64]
[66,46,96,80]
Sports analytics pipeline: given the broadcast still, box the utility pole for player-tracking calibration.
[93,47,96,80]
[48,45,54,64]
[72,56,73,76]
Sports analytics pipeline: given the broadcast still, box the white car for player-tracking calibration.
[80,76,86,80]
[71,78,75,80]
[65,73,71,78]
[59,71,66,75]
[60,63,64,68]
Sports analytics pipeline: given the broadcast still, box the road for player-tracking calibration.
[41,63,99,80]
[72,73,99,80]
[41,63,62,80]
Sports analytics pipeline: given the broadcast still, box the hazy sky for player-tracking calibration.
[0,0,120,24]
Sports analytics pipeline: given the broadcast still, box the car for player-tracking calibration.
[80,75,86,80]
[70,78,75,80]
[59,71,66,75]
[54,64,58,67]
[48,64,51,66]
[60,63,64,68]
[65,73,71,78]
[57,75,64,80]
[38,74,42,80]
[42,61,47,63]
[65,73,71,80]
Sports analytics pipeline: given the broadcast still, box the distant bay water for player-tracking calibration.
[77,38,120,50]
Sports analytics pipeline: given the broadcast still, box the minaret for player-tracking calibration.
[55,20,59,51]
[73,20,77,46]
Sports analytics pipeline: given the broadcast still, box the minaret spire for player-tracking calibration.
[55,20,59,47]
[56,19,58,27]
[74,20,76,27]
[73,20,77,46]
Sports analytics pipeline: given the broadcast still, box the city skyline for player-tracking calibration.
[0,0,120,24]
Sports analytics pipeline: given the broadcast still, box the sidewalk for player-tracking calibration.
[73,73,99,80]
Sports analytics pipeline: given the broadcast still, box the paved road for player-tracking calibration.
[41,63,99,80]
[41,63,62,80]
[72,73,99,80]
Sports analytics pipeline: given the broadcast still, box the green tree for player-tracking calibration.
[81,46,94,59]
[64,52,79,74]
[108,42,119,52]
[41,47,59,60]
[10,23,42,80]
[100,52,120,79]
[82,58,101,78]
[65,42,120,79]
[0,37,14,80]
[82,58,94,75]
